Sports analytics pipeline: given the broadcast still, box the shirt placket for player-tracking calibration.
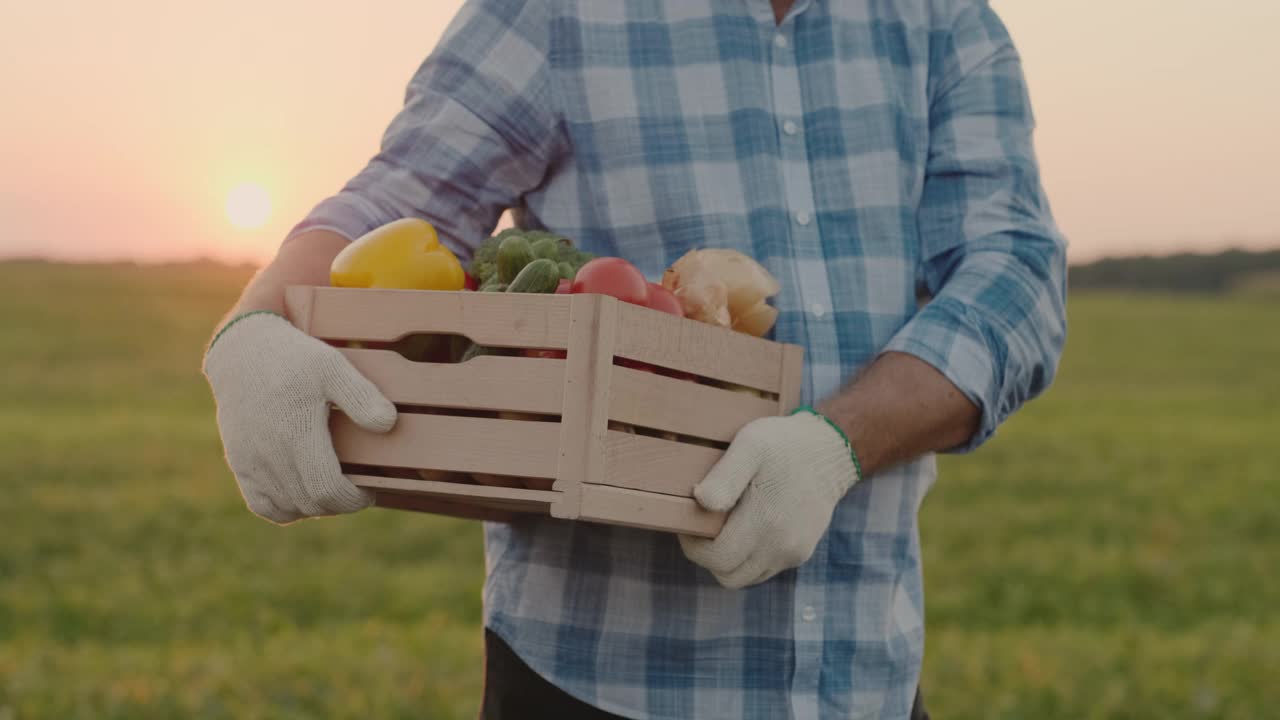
[766,16,833,720]
[767,28,841,404]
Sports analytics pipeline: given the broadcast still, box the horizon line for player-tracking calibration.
[3,241,1279,271]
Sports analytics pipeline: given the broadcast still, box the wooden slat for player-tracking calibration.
[372,491,530,522]
[287,286,573,349]
[601,430,723,497]
[353,475,556,510]
[332,413,562,478]
[340,348,565,414]
[579,484,725,538]
[285,285,316,332]
[777,344,805,414]
[613,302,790,392]
[550,294,615,520]
[609,366,779,442]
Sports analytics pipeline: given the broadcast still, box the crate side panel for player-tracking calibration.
[353,475,557,509]
[600,430,723,497]
[304,287,572,349]
[341,349,565,414]
[612,303,787,392]
[332,414,561,478]
[372,492,530,522]
[551,295,615,520]
[778,344,805,414]
[284,286,316,331]
[579,485,725,538]
[609,367,780,442]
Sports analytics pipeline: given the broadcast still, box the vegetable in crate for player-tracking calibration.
[645,282,684,317]
[468,228,594,287]
[497,235,535,283]
[531,237,561,261]
[507,258,561,294]
[662,249,781,336]
[462,259,561,361]
[328,218,465,361]
[570,257,650,306]
[329,218,466,291]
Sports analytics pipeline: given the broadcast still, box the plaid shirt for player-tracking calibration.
[294,1,1067,717]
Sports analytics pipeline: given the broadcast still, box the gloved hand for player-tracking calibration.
[203,311,398,524]
[679,409,862,589]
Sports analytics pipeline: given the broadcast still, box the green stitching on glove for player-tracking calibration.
[791,405,864,482]
[208,310,287,355]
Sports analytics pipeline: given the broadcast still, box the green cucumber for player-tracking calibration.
[557,261,576,280]
[496,236,534,283]
[506,258,561,294]
[531,237,560,261]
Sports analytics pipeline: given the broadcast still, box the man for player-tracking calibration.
[204,1,1066,717]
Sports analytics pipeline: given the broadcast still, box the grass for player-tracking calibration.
[0,261,1276,718]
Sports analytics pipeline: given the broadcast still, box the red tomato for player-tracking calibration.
[555,278,572,294]
[464,273,478,291]
[645,283,684,317]
[570,258,650,306]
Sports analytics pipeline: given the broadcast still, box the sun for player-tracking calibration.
[225,182,272,230]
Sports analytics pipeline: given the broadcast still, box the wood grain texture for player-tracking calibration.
[371,491,526,522]
[331,413,561,478]
[778,343,805,414]
[613,302,790,392]
[354,474,556,510]
[295,286,573,349]
[579,484,725,538]
[284,285,316,332]
[550,294,616,520]
[340,348,565,414]
[600,430,723,497]
[609,366,779,441]
[290,284,805,536]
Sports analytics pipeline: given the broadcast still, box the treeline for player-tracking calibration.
[1070,248,1280,293]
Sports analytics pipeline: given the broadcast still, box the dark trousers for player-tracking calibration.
[481,629,930,720]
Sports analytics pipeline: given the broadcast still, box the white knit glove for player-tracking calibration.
[679,409,862,589]
[203,312,398,524]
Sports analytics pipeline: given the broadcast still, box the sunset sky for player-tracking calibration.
[1,1,1276,264]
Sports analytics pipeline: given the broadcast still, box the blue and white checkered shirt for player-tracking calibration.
[294,1,1067,717]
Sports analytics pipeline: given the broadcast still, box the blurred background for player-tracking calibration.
[1,1,1277,718]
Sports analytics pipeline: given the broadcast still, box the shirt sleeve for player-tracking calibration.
[881,1,1068,452]
[286,0,564,259]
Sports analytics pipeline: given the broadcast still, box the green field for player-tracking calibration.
[1,261,1276,719]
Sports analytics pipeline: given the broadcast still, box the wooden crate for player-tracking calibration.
[285,286,803,537]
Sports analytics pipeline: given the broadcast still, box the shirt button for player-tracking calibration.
[782,120,798,136]
[795,210,811,226]
[810,303,826,319]
[801,606,817,622]
[774,34,789,50]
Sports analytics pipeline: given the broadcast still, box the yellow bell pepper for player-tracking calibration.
[330,218,466,290]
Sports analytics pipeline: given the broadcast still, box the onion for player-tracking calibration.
[732,301,779,338]
[672,276,731,327]
[663,249,780,335]
[695,249,780,316]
